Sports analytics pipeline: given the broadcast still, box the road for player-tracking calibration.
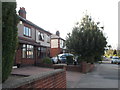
[67,61,119,88]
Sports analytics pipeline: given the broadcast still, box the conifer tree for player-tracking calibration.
[2,2,18,82]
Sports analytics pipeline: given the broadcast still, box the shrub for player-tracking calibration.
[66,56,73,65]
[42,57,52,64]
[77,56,83,64]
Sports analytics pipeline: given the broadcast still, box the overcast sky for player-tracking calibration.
[16,0,119,49]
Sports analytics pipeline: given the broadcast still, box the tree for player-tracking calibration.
[117,50,120,57]
[2,2,18,82]
[113,50,117,55]
[104,49,114,57]
[65,14,107,63]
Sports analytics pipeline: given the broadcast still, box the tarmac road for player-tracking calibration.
[67,62,119,88]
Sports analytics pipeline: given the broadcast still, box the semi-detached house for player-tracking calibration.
[15,7,52,66]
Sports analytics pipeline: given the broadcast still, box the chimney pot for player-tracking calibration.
[18,7,26,19]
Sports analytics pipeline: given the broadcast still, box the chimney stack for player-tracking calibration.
[56,31,60,36]
[18,7,26,19]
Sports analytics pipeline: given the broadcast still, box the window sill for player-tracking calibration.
[23,34,32,38]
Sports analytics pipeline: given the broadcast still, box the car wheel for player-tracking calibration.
[53,62,55,64]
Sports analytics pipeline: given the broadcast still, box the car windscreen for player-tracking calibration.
[60,55,66,58]
[112,57,119,59]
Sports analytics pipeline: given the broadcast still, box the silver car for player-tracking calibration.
[111,56,120,64]
[51,53,73,64]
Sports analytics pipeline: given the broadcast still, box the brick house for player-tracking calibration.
[50,31,65,57]
[15,7,51,66]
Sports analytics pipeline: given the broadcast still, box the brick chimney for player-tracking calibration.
[56,31,60,36]
[18,7,26,19]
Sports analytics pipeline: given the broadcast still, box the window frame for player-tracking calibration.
[38,32,44,41]
[22,44,34,59]
[23,26,32,37]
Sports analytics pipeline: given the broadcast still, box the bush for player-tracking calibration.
[66,56,73,65]
[42,57,52,64]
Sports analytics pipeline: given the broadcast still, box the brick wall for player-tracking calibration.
[15,47,21,65]
[15,44,35,66]
[3,69,66,89]
[50,48,63,57]
[66,65,82,72]
[81,62,95,73]
[15,47,35,65]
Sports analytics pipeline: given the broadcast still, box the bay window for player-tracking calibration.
[22,44,34,58]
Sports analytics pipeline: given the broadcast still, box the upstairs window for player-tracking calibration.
[24,26,32,37]
[38,32,44,41]
[47,35,50,43]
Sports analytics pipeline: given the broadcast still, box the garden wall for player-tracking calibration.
[3,69,66,89]
[81,62,95,73]
[66,65,82,72]
[37,63,94,73]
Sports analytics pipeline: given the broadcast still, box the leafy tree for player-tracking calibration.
[117,50,120,57]
[2,2,18,82]
[65,14,107,63]
[105,49,114,57]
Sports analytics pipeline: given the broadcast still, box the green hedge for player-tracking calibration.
[42,57,52,64]
[66,56,73,65]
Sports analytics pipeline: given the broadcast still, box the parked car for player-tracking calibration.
[51,56,59,64]
[51,53,74,64]
[111,56,120,64]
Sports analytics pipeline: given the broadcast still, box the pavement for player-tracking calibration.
[74,63,119,88]
[66,71,85,88]
[4,65,85,88]
[67,62,119,88]
[5,62,118,88]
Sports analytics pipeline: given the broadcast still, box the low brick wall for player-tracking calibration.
[3,69,66,89]
[81,62,95,73]
[53,64,82,72]
[37,63,94,73]
[53,64,67,71]
[66,65,82,72]
[36,63,54,68]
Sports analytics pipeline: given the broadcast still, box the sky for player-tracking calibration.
[16,0,119,49]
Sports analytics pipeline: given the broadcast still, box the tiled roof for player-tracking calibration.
[18,15,52,35]
[51,34,65,41]
[51,34,60,38]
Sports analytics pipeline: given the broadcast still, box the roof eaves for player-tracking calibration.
[18,15,52,35]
